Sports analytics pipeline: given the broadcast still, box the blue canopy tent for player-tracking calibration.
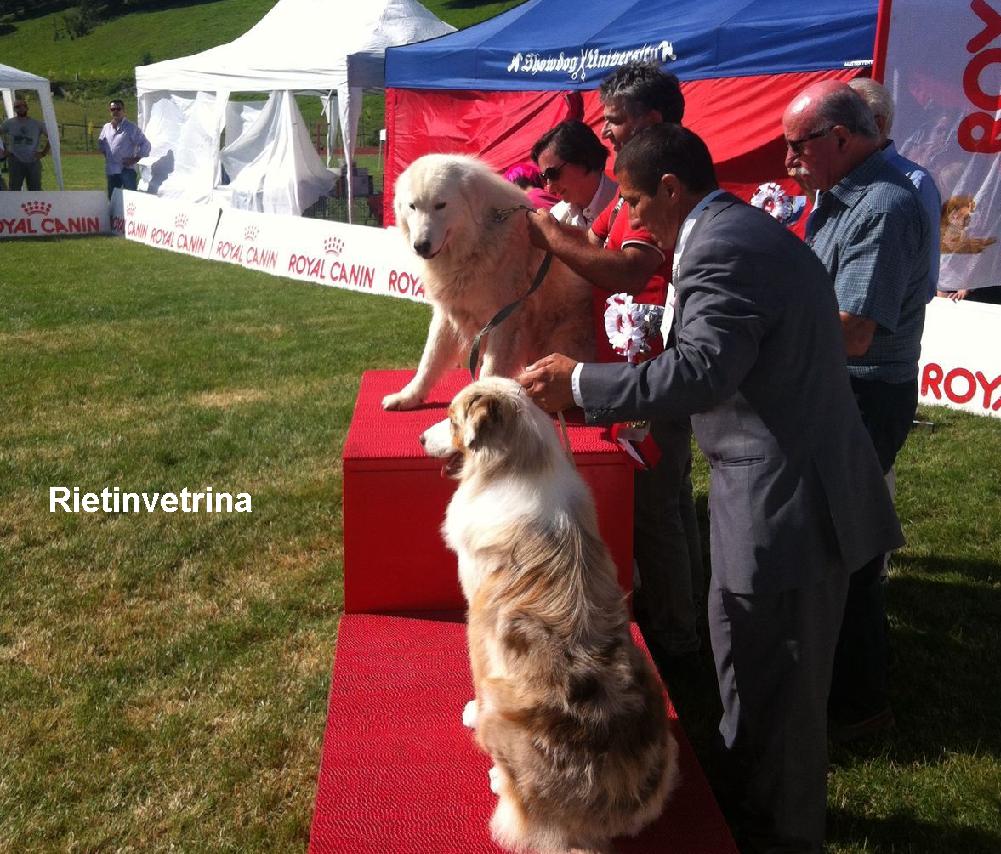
[382,0,878,221]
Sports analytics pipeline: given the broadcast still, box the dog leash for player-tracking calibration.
[473,205,573,467]
[468,206,554,378]
[491,204,535,223]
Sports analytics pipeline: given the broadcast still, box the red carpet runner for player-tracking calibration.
[310,613,737,853]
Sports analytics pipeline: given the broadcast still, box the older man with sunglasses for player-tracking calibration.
[782,80,931,744]
[98,99,151,198]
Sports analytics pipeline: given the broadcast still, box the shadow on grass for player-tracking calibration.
[664,498,1000,849]
[879,555,1001,762]
[827,807,1001,853]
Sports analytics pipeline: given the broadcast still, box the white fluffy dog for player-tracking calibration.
[421,377,677,854]
[383,154,594,411]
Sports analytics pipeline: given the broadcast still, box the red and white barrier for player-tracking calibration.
[919,298,1001,418]
[211,206,427,303]
[0,191,108,238]
[113,189,217,258]
[110,191,1000,419]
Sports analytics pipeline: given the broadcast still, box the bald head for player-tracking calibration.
[782,81,880,193]
[782,80,878,140]
[848,78,894,143]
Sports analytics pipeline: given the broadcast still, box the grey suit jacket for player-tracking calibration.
[581,194,902,594]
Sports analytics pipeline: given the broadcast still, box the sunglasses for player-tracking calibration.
[784,126,834,155]
[109,106,123,112]
[539,161,567,184]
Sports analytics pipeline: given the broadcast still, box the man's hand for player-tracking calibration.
[940,288,969,302]
[517,353,579,413]
[525,209,568,251]
[123,157,139,167]
[839,311,877,357]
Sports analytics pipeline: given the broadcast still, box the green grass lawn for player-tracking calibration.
[51,150,385,196]
[0,236,431,850]
[1,235,999,851]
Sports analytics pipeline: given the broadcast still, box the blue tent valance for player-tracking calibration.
[385,0,877,91]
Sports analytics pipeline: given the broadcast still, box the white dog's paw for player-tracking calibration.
[382,390,422,411]
[462,699,478,729]
[488,765,502,794]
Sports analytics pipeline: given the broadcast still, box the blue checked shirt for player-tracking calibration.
[807,151,929,383]
[883,141,941,301]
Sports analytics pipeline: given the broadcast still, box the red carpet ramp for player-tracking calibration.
[309,614,738,853]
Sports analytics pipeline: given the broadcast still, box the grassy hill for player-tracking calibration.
[0,0,522,165]
[0,0,276,82]
[0,0,522,82]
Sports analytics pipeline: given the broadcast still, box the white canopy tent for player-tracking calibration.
[134,0,455,218]
[0,63,64,190]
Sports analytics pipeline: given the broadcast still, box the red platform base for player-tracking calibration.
[342,370,635,614]
[309,614,737,854]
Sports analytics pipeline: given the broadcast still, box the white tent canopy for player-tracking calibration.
[0,63,63,190]
[134,0,454,217]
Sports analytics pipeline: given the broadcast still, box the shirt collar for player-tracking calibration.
[826,150,885,208]
[581,172,618,224]
[674,188,727,274]
[676,191,724,262]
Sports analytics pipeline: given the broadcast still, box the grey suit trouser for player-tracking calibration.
[709,564,849,853]
[633,417,704,655]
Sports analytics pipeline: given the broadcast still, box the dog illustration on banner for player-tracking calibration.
[940,195,997,254]
[382,154,594,411]
[421,377,677,853]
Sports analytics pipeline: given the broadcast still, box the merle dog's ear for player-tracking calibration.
[463,392,512,450]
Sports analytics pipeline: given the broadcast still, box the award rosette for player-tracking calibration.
[749,182,807,226]
[603,294,665,469]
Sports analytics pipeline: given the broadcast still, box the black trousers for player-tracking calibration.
[829,376,917,724]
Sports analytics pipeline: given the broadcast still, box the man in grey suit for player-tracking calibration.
[518,123,902,853]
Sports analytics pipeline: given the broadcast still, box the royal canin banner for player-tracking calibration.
[0,192,108,238]
[875,0,1001,290]
[111,191,427,303]
[920,298,1001,417]
[115,189,218,259]
[212,208,427,303]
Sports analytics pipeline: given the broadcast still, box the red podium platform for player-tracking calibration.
[309,614,738,854]
[342,370,635,614]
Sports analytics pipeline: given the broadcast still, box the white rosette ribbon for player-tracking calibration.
[604,294,665,364]
[750,181,807,226]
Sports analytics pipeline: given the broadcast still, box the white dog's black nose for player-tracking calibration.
[419,433,427,447]
[414,240,432,258]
